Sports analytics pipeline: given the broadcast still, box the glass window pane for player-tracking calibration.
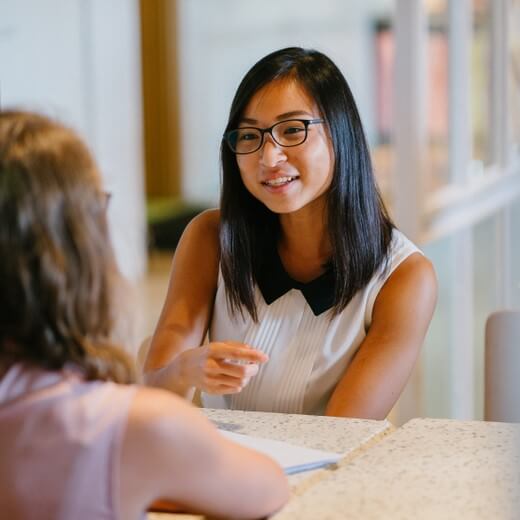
[421,236,454,418]
[422,215,500,420]
[471,0,492,168]
[472,215,499,420]
[509,0,520,152]
[424,0,450,191]
[372,15,395,205]
[373,0,452,198]
[510,197,520,308]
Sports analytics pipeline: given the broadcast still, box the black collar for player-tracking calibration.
[255,246,335,316]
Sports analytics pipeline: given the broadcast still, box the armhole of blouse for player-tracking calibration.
[363,232,423,331]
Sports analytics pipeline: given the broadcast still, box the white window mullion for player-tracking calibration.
[451,231,475,419]
[393,0,427,242]
[448,0,472,186]
[490,0,508,168]
[448,0,474,419]
[496,207,512,308]
[391,0,427,423]
[490,0,511,309]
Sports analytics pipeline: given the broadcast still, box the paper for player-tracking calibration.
[219,429,342,475]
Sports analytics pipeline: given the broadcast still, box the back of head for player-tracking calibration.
[0,110,134,383]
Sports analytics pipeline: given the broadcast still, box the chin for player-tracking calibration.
[262,200,303,215]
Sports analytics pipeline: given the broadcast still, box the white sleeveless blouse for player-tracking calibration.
[202,229,421,415]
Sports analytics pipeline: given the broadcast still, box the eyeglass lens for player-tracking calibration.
[228,119,309,154]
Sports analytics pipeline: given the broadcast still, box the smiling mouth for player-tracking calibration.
[261,176,298,187]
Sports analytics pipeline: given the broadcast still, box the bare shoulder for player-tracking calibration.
[122,386,289,518]
[119,386,220,512]
[171,208,221,268]
[375,252,437,318]
[122,386,220,484]
[189,207,220,229]
[388,253,436,291]
[183,208,220,243]
[169,208,221,284]
[127,386,215,441]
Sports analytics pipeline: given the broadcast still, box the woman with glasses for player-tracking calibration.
[0,110,288,519]
[145,47,437,419]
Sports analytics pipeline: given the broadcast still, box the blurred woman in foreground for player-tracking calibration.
[0,110,288,520]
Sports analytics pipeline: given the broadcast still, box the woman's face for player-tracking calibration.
[236,79,334,216]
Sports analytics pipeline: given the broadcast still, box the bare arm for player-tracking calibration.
[325,253,437,419]
[144,209,267,398]
[120,388,289,519]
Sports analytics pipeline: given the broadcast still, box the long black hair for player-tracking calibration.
[220,47,394,321]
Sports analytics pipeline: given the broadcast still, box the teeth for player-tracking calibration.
[264,176,295,186]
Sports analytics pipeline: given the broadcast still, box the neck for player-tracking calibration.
[278,204,330,259]
[277,206,332,282]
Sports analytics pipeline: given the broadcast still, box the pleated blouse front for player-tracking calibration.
[202,229,420,415]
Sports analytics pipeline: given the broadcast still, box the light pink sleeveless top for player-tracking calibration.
[0,364,137,520]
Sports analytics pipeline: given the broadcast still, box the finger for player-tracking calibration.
[202,373,245,389]
[208,343,268,363]
[206,359,260,378]
[205,384,245,395]
[203,379,244,395]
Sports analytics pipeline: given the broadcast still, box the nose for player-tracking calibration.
[259,134,286,168]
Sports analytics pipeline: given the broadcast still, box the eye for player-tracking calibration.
[236,128,260,142]
[282,125,305,135]
[239,132,260,142]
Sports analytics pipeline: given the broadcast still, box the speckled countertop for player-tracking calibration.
[203,408,393,455]
[147,408,393,520]
[204,408,394,493]
[274,418,520,520]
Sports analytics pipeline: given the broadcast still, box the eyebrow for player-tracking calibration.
[239,110,315,125]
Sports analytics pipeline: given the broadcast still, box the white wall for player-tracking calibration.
[0,0,146,281]
[175,0,394,204]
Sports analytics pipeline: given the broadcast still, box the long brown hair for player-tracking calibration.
[0,110,135,383]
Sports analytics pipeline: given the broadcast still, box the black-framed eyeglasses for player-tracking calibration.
[224,118,324,155]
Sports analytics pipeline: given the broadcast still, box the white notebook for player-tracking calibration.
[219,429,342,475]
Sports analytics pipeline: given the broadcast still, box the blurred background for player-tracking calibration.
[1,0,519,424]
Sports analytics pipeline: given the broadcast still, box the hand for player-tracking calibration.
[176,341,268,395]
